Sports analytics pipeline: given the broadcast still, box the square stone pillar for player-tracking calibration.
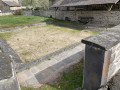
[81,32,120,90]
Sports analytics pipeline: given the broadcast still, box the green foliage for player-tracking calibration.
[14,10,23,15]
[58,59,84,90]
[40,85,59,90]
[22,0,49,10]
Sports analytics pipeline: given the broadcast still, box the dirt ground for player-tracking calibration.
[2,25,93,62]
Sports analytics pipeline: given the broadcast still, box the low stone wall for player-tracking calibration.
[23,10,32,15]
[0,37,23,69]
[0,23,46,33]
[0,53,20,90]
[33,10,120,25]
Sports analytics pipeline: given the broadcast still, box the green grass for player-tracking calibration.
[57,59,84,90]
[21,85,58,90]
[0,15,54,29]
[0,31,14,40]
[21,59,84,90]
[21,86,37,90]
[21,51,32,56]
[47,57,51,60]
[0,15,88,30]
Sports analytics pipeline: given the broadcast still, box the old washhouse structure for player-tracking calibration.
[46,0,120,25]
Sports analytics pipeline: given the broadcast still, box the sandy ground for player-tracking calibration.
[5,25,93,62]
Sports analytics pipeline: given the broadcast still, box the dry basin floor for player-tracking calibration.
[0,25,94,62]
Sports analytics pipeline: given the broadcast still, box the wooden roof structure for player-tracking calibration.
[52,0,119,7]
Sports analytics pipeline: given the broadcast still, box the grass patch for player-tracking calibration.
[21,86,36,90]
[0,15,54,29]
[0,15,88,30]
[21,51,32,56]
[0,32,14,40]
[47,57,51,60]
[57,59,84,90]
[93,31,99,34]
[21,85,58,90]
[21,59,84,90]
[40,85,59,90]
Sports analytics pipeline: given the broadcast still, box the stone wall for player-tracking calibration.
[33,10,120,25]
[23,10,32,15]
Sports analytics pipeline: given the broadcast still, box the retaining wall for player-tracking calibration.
[33,10,120,25]
[23,10,33,15]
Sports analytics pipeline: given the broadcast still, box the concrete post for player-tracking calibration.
[81,32,120,90]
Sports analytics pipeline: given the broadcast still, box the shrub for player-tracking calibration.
[14,9,23,15]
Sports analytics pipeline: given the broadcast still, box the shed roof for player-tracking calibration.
[52,0,119,7]
[2,0,20,7]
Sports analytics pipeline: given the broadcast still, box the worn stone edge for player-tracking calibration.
[16,41,83,72]
[0,23,47,33]
[0,21,90,33]
[0,37,23,64]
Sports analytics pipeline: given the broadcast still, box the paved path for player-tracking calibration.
[17,44,84,88]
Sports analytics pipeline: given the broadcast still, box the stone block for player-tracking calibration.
[51,62,65,70]
[35,72,45,82]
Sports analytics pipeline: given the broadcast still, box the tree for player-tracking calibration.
[21,0,49,10]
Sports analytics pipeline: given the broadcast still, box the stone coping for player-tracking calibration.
[0,37,22,64]
[0,23,46,33]
[0,53,12,80]
[0,53,21,90]
[82,31,120,50]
